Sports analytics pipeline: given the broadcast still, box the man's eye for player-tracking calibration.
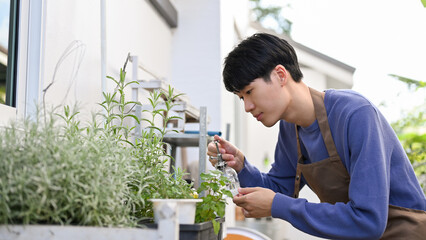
[246,90,252,95]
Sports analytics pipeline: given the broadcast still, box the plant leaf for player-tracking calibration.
[212,219,220,235]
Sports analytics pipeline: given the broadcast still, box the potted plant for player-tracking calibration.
[192,170,233,239]
[146,170,231,240]
[149,167,202,225]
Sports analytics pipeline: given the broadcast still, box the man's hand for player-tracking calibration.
[233,187,276,218]
[207,135,245,173]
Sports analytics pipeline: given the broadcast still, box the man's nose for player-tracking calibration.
[244,99,254,112]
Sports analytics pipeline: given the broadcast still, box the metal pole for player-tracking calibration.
[100,0,107,95]
[198,106,207,189]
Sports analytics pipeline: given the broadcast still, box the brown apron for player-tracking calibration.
[292,88,426,239]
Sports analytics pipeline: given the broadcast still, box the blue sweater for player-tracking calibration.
[238,89,426,239]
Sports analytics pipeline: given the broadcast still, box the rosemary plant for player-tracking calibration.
[0,107,136,226]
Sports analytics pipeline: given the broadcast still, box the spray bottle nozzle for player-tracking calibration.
[212,140,240,196]
[213,140,226,170]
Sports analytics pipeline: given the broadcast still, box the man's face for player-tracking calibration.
[236,69,289,127]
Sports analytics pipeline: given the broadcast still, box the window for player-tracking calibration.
[0,0,19,107]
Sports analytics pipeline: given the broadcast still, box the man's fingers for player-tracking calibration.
[220,153,235,161]
[232,194,245,205]
[242,208,249,218]
[207,139,220,166]
[214,135,232,153]
[207,142,218,155]
[233,194,250,210]
[238,187,258,195]
[208,156,217,166]
[233,188,256,205]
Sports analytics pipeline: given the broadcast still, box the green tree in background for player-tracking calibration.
[389,74,426,192]
[0,85,5,104]
[249,0,292,35]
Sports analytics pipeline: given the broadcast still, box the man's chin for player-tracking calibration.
[261,120,279,128]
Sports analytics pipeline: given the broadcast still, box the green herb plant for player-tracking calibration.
[98,59,195,220]
[100,67,140,145]
[196,170,233,235]
[150,167,196,199]
[0,106,137,226]
[0,56,195,226]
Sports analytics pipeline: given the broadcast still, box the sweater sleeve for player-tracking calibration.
[271,105,390,240]
[238,122,303,196]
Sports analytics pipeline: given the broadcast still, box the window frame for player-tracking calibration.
[5,0,19,107]
[1,0,45,124]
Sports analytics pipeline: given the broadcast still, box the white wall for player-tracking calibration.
[301,67,327,90]
[106,0,174,89]
[35,0,175,117]
[297,48,353,88]
[170,0,221,131]
[42,0,101,113]
[0,104,16,127]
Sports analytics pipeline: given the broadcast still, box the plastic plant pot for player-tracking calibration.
[150,199,202,224]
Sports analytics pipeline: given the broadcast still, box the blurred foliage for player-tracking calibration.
[249,0,292,35]
[422,0,426,8]
[388,74,426,90]
[389,74,426,193]
[0,85,5,104]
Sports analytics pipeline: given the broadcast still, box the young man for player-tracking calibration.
[207,33,426,239]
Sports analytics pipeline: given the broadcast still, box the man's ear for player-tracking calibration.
[275,65,288,85]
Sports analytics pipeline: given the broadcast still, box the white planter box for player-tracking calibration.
[1,200,181,240]
[0,225,157,240]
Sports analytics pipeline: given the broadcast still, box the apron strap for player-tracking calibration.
[295,126,304,164]
[293,88,341,198]
[309,88,339,158]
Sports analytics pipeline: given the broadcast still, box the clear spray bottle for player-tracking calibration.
[213,140,240,196]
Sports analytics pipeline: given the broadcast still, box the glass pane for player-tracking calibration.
[0,0,11,105]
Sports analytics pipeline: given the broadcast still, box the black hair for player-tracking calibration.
[223,33,303,92]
